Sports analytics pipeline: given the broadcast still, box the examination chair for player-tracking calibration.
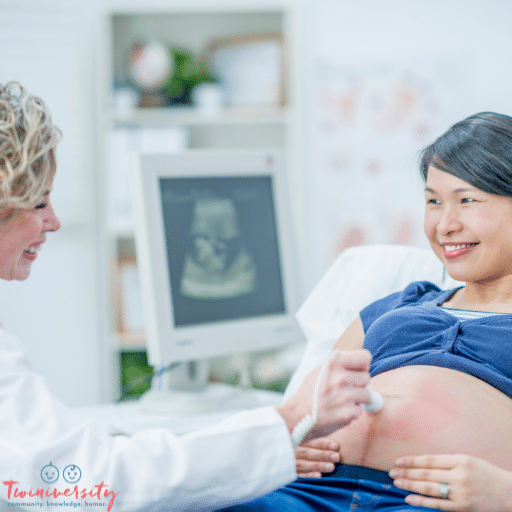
[283,244,461,401]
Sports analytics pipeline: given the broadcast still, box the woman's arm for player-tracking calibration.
[390,454,512,511]
[295,317,366,477]
[332,316,366,351]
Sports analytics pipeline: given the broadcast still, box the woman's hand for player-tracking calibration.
[390,454,512,511]
[295,437,341,478]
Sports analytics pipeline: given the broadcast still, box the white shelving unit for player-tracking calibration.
[97,5,301,401]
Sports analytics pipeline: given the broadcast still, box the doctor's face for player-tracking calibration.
[424,166,512,284]
[0,190,61,281]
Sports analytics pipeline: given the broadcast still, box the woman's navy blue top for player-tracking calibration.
[361,281,512,399]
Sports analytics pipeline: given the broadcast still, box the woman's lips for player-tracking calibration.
[22,250,38,261]
[442,243,478,259]
[23,241,44,261]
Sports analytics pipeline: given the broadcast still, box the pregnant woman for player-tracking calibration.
[220,113,512,511]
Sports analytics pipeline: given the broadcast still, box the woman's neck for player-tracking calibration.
[445,278,512,313]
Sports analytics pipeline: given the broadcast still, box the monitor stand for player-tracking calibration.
[139,359,283,415]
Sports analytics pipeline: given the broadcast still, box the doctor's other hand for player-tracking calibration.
[390,454,512,512]
[275,349,371,445]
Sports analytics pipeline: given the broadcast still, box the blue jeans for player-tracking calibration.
[219,464,434,511]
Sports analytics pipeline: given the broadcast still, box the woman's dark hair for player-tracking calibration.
[420,112,512,197]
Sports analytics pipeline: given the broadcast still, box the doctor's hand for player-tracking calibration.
[275,349,371,445]
[390,454,512,511]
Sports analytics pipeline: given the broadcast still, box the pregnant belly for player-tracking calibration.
[330,365,512,472]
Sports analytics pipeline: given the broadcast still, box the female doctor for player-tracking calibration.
[0,81,373,512]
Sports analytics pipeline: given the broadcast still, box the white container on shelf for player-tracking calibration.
[192,83,225,115]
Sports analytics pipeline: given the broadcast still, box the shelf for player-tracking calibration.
[112,332,147,352]
[109,106,289,127]
[100,6,295,402]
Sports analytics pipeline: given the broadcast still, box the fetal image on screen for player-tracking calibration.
[159,175,285,327]
[180,196,257,299]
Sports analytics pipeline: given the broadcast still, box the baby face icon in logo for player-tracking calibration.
[41,462,59,484]
[63,464,82,484]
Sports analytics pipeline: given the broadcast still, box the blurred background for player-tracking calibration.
[0,0,510,407]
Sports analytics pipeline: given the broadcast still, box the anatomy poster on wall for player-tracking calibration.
[306,58,471,279]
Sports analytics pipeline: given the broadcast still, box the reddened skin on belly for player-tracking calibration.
[374,378,459,443]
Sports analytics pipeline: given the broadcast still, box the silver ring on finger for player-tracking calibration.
[439,483,450,499]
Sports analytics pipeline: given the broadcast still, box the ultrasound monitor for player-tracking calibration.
[128,151,304,413]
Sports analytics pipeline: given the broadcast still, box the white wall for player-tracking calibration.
[1,0,512,405]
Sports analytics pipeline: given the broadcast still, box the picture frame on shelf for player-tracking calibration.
[206,33,286,109]
[113,256,145,343]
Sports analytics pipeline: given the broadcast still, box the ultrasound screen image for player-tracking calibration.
[159,175,286,327]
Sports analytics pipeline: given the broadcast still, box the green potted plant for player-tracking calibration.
[162,48,219,106]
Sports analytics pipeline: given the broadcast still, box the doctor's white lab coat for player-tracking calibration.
[0,328,296,511]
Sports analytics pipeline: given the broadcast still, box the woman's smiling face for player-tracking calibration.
[0,190,61,281]
[424,166,512,284]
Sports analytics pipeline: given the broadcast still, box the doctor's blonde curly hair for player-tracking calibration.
[0,82,61,213]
